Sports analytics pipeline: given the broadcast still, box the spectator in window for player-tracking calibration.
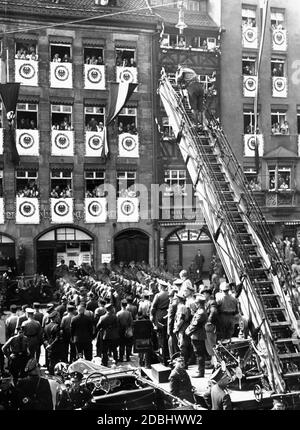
[130,123,137,134]
[177,36,186,48]
[97,56,103,65]
[85,56,91,64]
[272,66,279,77]
[62,54,70,63]
[129,57,136,67]
[278,176,289,190]
[52,53,61,62]
[116,55,122,66]
[15,50,22,59]
[90,56,97,65]
[280,120,289,134]
[246,124,253,134]
[88,117,98,132]
[118,122,124,134]
[97,122,104,132]
[19,118,28,129]
[272,123,281,135]
[191,37,198,49]
[29,119,36,130]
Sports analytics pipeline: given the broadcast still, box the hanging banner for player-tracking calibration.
[85,129,106,157]
[15,59,38,87]
[84,64,105,90]
[117,197,139,222]
[243,75,257,97]
[0,129,3,155]
[272,77,287,98]
[16,129,39,156]
[272,29,287,51]
[244,134,264,157]
[116,66,138,84]
[85,197,107,223]
[118,133,139,158]
[242,27,258,49]
[0,198,4,224]
[50,62,73,89]
[51,198,73,223]
[16,197,40,224]
[51,130,74,156]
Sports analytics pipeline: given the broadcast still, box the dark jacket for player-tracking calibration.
[211,384,232,410]
[97,312,119,340]
[150,291,169,326]
[185,307,207,340]
[71,314,94,343]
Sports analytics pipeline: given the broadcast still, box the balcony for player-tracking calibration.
[0,129,3,155]
[50,197,73,223]
[116,66,138,84]
[243,134,264,157]
[85,197,107,223]
[84,64,105,90]
[272,28,287,51]
[118,133,139,158]
[50,62,73,88]
[0,197,4,224]
[242,25,258,49]
[15,59,38,86]
[272,76,287,97]
[51,130,74,156]
[16,129,39,156]
[85,130,105,157]
[243,75,257,97]
[266,191,295,208]
[117,197,139,222]
[16,197,40,224]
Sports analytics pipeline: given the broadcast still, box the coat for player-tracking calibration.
[97,312,119,341]
[185,307,207,340]
[70,314,94,343]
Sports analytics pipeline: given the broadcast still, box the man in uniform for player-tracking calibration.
[173,292,190,368]
[2,326,29,383]
[21,308,42,361]
[56,370,92,410]
[206,367,233,410]
[216,281,239,340]
[60,303,77,363]
[43,311,64,374]
[97,303,119,366]
[71,303,94,361]
[200,285,218,367]
[5,304,19,340]
[168,355,195,404]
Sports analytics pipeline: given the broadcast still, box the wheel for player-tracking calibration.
[85,372,111,394]
[254,384,263,403]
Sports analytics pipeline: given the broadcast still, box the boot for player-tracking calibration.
[192,358,205,378]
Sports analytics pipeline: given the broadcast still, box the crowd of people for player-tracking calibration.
[52,53,71,63]
[85,118,104,132]
[85,56,103,65]
[50,185,72,198]
[118,121,137,134]
[15,45,38,61]
[51,116,73,131]
[16,183,39,198]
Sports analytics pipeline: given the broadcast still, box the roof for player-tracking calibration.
[0,1,218,31]
[264,146,298,159]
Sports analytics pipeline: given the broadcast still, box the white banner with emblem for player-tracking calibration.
[117,197,139,222]
[118,133,139,158]
[242,26,258,49]
[15,59,38,87]
[243,134,264,157]
[0,198,4,224]
[51,198,73,223]
[85,129,107,157]
[0,129,3,155]
[116,66,138,84]
[50,62,73,88]
[243,75,257,98]
[85,197,107,223]
[272,77,287,98]
[16,197,40,224]
[272,29,287,51]
[16,129,39,156]
[51,130,74,156]
[84,65,105,90]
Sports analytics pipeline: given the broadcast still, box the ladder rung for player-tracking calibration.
[269,321,291,326]
[283,372,300,378]
[265,307,285,312]
[275,338,300,343]
[278,353,300,359]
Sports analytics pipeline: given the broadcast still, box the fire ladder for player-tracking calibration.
[158,69,300,396]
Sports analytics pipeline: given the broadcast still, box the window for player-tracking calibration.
[0,170,3,197]
[116,48,136,67]
[268,165,291,191]
[242,57,257,76]
[16,169,39,197]
[162,117,175,139]
[271,110,288,135]
[85,106,105,131]
[16,103,38,129]
[117,107,137,134]
[271,10,285,29]
[244,168,261,191]
[51,104,73,130]
[271,58,285,77]
[243,110,259,134]
[164,170,186,195]
[117,171,136,197]
[85,170,105,197]
[242,6,256,27]
[50,170,72,198]
[84,47,104,65]
[50,43,71,63]
[199,75,210,92]
[15,41,38,61]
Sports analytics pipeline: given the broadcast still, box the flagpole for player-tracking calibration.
[6,48,9,83]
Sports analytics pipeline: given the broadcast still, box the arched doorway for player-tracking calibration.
[114,230,149,264]
[165,227,215,278]
[36,226,94,281]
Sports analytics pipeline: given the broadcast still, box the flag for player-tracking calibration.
[0,83,20,165]
[101,126,109,158]
[105,82,138,126]
[159,21,165,43]
[254,136,260,174]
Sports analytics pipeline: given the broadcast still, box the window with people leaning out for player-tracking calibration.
[115,48,136,67]
[242,7,257,27]
[117,107,137,135]
[244,168,261,192]
[50,170,72,198]
[243,110,260,134]
[271,10,285,29]
[50,43,71,63]
[242,57,257,76]
[269,166,291,191]
[16,103,38,130]
[160,33,216,51]
[271,110,289,135]
[15,41,38,60]
[85,170,105,198]
[51,104,73,131]
[117,171,136,198]
[85,106,105,132]
[16,169,39,198]
[84,47,104,65]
